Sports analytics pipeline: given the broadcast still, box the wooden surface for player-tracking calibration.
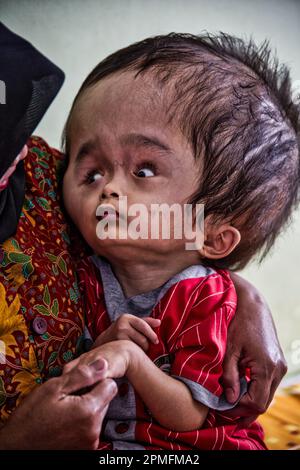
[258,385,300,450]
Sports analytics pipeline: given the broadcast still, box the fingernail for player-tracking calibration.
[88,359,105,372]
[107,380,118,396]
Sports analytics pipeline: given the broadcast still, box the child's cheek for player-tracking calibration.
[62,172,80,222]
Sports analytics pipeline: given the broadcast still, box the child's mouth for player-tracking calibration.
[96,204,119,222]
[101,211,117,221]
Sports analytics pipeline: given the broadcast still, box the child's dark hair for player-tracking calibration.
[62,32,300,270]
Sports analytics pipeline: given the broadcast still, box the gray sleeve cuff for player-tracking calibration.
[172,375,248,411]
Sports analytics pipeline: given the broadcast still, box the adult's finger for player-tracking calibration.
[237,414,259,428]
[225,375,269,419]
[66,378,117,450]
[63,353,107,375]
[62,357,81,375]
[222,351,241,403]
[239,376,269,415]
[84,378,118,413]
[60,359,108,396]
[225,404,257,419]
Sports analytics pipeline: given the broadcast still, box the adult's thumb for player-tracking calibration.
[60,359,108,397]
[222,354,241,403]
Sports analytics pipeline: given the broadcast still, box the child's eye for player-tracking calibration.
[134,163,157,178]
[84,170,103,184]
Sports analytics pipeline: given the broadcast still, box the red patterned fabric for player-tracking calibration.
[0,137,87,422]
[78,257,266,450]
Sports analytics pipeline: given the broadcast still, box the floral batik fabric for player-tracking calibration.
[0,136,86,423]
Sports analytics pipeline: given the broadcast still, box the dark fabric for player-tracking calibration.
[0,22,65,242]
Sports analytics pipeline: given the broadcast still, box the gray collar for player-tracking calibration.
[91,255,215,322]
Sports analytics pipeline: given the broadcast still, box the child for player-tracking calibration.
[62,33,300,450]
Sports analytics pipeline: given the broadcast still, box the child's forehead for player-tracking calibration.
[67,75,197,167]
[72,54,260,134]
[71,71,176,134]
[80,71,166,109]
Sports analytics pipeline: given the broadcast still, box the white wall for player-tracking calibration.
[1,0,300,376]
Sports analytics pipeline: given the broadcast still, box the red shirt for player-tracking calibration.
[78,256,266,450]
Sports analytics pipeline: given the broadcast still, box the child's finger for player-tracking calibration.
[129,317,160,345]
[143,317,161,329]
[127,329,151,351]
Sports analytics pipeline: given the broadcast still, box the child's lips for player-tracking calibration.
[96,204,119,222]
[100,211,118,221]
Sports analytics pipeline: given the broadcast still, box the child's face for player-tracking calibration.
[63,71,201,263]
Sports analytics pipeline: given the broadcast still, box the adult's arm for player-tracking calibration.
[224,273,287,425]
[0,359,117,450]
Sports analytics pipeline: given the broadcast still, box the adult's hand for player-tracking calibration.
[0,358,117,449]
[223,273,287,426]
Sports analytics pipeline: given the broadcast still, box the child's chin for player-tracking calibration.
[93,238,133,257]
[94,237,183,262]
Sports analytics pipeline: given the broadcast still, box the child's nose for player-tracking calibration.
[101,173,125,200]
[102,186,119,199]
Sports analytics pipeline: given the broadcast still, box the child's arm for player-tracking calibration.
[125,341,209,431]
[63,339,208,432]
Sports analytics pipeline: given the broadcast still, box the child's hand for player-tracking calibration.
[94,314,161,351]
[63,340,141,382]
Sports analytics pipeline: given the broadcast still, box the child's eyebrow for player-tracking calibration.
[121,133,173,156]
[74,133,172,167]
[74,140,98,166]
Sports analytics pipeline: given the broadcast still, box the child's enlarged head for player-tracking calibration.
[63,33,300,270]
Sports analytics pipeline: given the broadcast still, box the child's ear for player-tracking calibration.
[199,221,241,260]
